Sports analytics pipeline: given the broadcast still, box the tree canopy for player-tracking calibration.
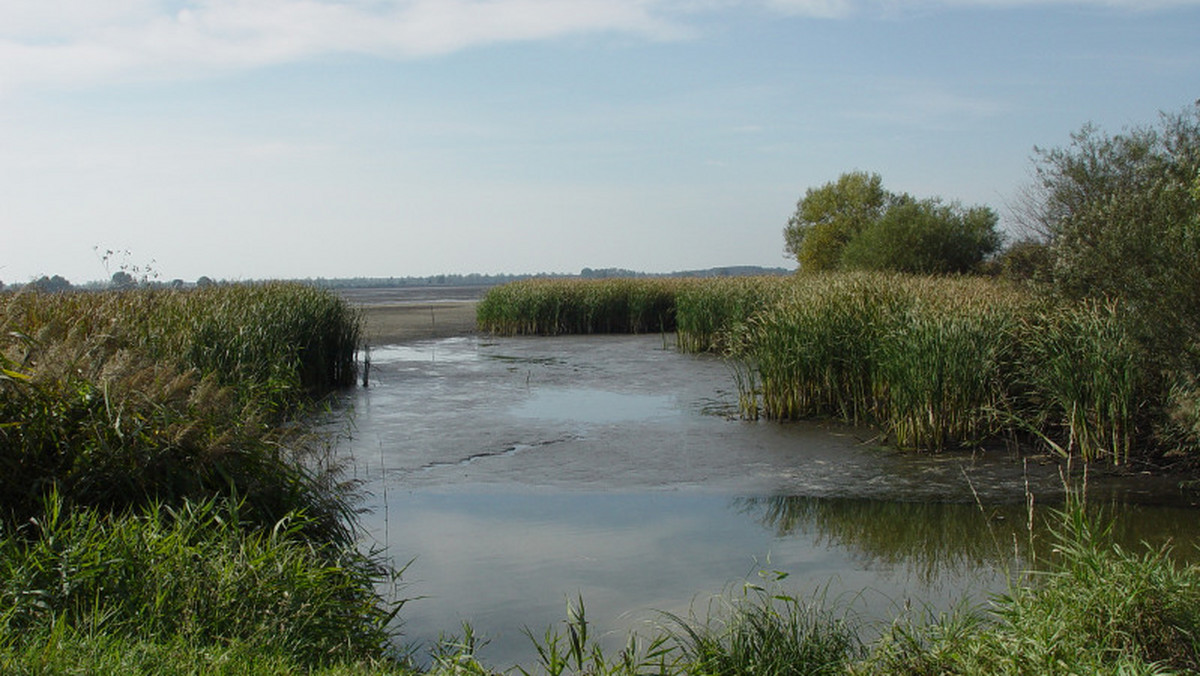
[784,172,1000,274]
[1018,104,1200,357]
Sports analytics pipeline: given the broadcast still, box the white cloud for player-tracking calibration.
[764,0,1200,15]
[1,0,1196,95]
[0,0,688,94]
[762,0,854,17]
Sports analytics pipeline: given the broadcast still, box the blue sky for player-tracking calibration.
[2,0,1198,284]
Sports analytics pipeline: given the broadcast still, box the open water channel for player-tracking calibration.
[332,329,1200,667]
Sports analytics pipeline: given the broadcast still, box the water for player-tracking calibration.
[333,333,1200,667]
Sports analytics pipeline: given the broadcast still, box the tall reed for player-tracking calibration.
[738,273,911,426]
[477,278,682,336]
[736,273,1048,451]
[0,284,396,672]
[674,276,790,353]
[0,283,363,536]
[1018,300,1143,464]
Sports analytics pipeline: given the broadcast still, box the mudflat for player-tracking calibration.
[360,301,478,345]
[337,286,486,345]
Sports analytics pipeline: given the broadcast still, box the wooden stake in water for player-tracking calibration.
[362,343,371,388]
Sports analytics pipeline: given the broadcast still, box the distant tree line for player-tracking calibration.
[305,266,791,289]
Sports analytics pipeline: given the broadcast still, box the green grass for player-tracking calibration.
[0,284,408,673]
[0,494,404,671]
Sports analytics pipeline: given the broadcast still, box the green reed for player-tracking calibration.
[1017,300,1143,465]
[738,273,913,426]
[728,272,1158,458]
[0,493,403,671]
[674,276,791,353]
[477,278,683,336]
[0,283,363,535]
[870,283,1032,451]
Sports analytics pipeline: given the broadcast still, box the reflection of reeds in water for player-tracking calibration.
[738,493,1200,590]
[736,496,1036,586]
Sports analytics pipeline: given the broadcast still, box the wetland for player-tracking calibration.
[342,288,1200,667]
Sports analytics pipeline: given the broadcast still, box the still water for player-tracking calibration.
[333,334,1200,666]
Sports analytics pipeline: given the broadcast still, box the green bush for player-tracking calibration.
[1017,104,1200,453]
[784,172,1001,274]
[840,197,1001,274]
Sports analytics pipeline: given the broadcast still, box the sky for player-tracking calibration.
[2,0,1199,284]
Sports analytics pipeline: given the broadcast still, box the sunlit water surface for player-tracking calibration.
[332,334,1200,667]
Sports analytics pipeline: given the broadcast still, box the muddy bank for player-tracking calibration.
[360,301,478,344]
[339,286,484,345]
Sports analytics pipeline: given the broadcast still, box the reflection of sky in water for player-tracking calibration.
[367,491,1004,668]
[511,389,675,423]
[336,334,1200,669]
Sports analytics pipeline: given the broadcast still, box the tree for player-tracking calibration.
[1020,104,1200,356]
[110,271,135,289]
[841,197,1001,274]
[784,171,1000,274]
[31,275,72,293]
[784,171,888,271]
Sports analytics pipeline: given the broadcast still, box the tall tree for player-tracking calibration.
[1020,104,1200,356]
[841,197,1001,274]
[784,172,1000,274]
[784,171,888,271]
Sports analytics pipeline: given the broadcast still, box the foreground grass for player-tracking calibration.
[7,503,1197,676]
[399,500,1200,675]
[0,495,405,674]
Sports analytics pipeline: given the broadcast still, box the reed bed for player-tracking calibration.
[477,277,684,336]
[0,284,402,671]
[479,272,1159,462]
[674,276,791,353]
[1019,301,1143,465]
[0,283,363,530]
[734,273,1152,459]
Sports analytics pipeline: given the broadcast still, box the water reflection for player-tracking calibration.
[737,495,1200,588]
[512,389,675,423]
[331,333,1200,666]
[736,497,1031,585]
